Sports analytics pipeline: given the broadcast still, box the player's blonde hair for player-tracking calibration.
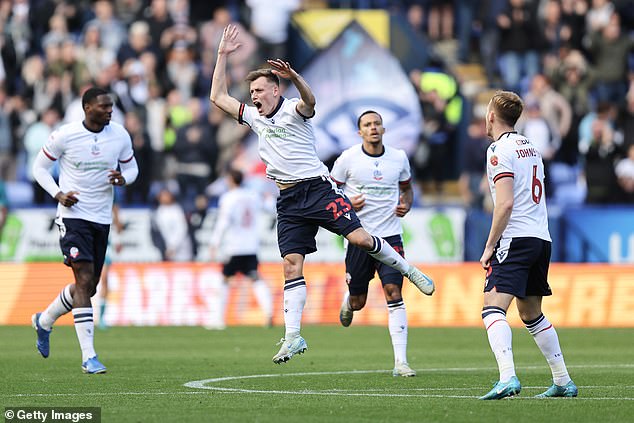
[490,90,523,127]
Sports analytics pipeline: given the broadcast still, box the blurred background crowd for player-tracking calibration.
[0,0,633,228]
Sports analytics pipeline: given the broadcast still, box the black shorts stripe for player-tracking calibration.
[284,280,306,291]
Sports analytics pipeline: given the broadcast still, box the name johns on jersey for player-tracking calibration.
[516,147,539,159]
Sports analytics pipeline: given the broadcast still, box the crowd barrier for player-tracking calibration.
[2,262,633,327]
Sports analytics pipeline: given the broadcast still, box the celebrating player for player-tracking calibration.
[210,25,434,364]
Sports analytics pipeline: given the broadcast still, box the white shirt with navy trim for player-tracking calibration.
[486,131,551,241]
[239,97,329,183]
[331,144,411,237]
[43,121,134,224]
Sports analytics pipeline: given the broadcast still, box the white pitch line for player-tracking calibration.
[3,364,633,399]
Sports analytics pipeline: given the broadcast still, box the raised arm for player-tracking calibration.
[210,25,242,120]
[268,59,315,118]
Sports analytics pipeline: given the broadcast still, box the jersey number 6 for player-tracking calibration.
[532,165,543,204]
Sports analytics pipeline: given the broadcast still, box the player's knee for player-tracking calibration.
[383,284,402,301]
[282,255,303,279]
[347,229,373,251]
[349,295,366,310]
[518,309,541,322]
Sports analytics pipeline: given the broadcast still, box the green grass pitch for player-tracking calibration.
[1,325,632,422]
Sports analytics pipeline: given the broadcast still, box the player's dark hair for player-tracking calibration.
[246,68,280,86]
[357,110,383,129]
[82,87,110,109]
[228,168,243,186]
[490,91,523,127]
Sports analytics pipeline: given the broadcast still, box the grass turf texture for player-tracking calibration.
[1,326,632,422]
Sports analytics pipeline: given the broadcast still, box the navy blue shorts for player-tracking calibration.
[276,177,362,257]
[57,218,110,278]
[222,254,258,279]
[484,237,552,298]
[345,235,404,296]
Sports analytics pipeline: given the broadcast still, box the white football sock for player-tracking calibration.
[524,313,571,386]
[73,307,96,362]
[40,284,74,330]
[387,299,408,365]
[367,236,408,274]
[283,277,306,339]
[482,306,516,382]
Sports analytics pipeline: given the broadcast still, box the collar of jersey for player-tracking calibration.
[361,145,385,157]
[266,96,285,119]
[496,131,517,141]
[82,121,105,134]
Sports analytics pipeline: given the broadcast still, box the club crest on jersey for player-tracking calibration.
[490,155,498,166]
[373,169,383,181]
[91,143,101,156]
[70,247,79,258]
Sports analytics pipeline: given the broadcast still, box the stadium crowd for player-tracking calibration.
[0,0,633,222]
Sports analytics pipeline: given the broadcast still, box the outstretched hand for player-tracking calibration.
[218,24,241,55]
[267,59,298,80]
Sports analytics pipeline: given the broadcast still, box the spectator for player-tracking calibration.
[123,110,153,204]
[86,0,126,52]
[23,107,61,204]
[139,0,174,51]
[173,98,218,210]
[583,118,622,203]
[165,40,197,101]
[525,74,572,141]
[560,0,588,52]
[246,0,301,63]
[551,50,595,164]
[77,21,114,81]
[586,12,633,104]
[477,0,507,84]
[496,0,540,92]
[117,20,157,66]
[151,185,193,262]
[458,118,489,209]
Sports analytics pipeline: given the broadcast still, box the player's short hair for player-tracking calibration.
[357,110,383,129]
[245,69,280,86]
[82,87,110,109]
[490,91,523,127]
[228,168,243,186]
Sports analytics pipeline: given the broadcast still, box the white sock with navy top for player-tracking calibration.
[524,313,571,386]
[387,298,408,365]
[73,307,96,362]
[283,277,306,339]
[482,306,516,382]
[40,284,74,331]
[367,235,408,274]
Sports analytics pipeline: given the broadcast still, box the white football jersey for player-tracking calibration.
[486,131,551,241]
[239,97,329,183]
[43,121,134,224]
[331,144,411,237]
[209,187,261,256]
